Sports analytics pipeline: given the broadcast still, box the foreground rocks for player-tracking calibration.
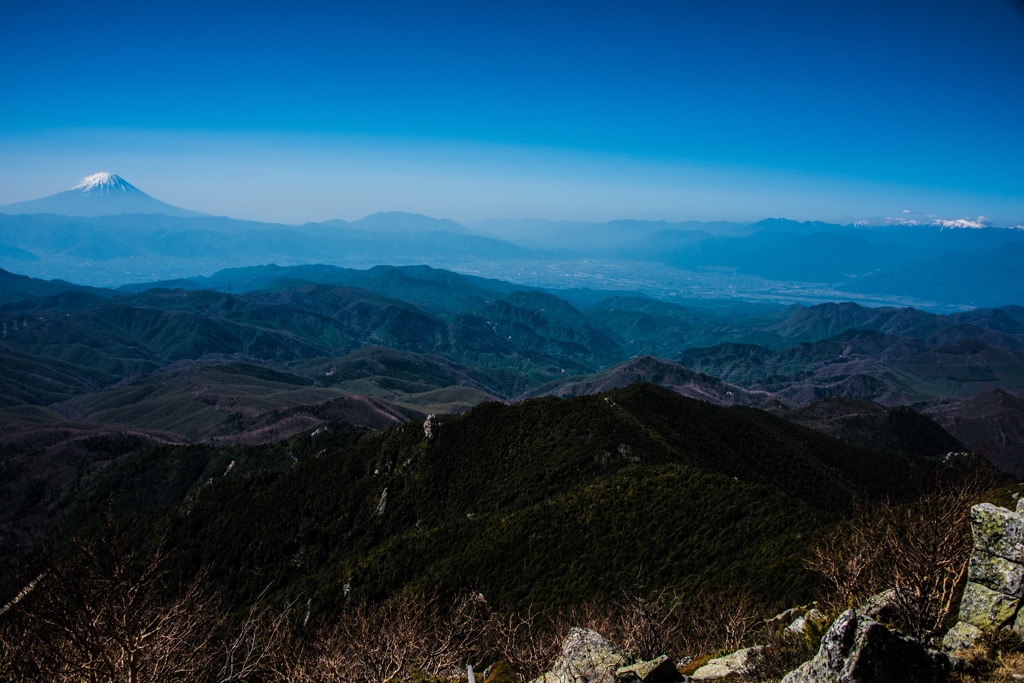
[531,497,1024,683]
[944,500,1024,651]
[529,628,681,683]
[690,647,760,680]
[615,655,681,683]
[782,609,949,683]
[531,628,633,683]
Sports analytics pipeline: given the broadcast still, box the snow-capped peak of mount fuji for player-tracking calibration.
[0,173,205,218]
[70,172,141,195]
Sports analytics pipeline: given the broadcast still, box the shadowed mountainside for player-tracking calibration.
[781,396,966,458]
[925,389,1024,477]
[522,355,782,409]
[42,383,990,616]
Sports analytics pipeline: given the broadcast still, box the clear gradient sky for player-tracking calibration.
[2,0,1023,225]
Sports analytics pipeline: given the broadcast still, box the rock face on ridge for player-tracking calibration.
[782,609,948,683]
[943,500,1024,650]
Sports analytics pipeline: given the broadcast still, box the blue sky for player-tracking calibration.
[2,0,1023,225]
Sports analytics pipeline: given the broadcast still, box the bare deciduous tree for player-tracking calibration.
[883,486,975,640]
[487,605,566,682]
[807,482,982,641]
[218,589,298,682]
[309,589,489,683]
[806,504,887,611]
[2,519,223,682]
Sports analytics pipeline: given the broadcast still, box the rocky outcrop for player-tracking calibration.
[782,609,948,683]
[766,604,826,634]
[530,628,633,683]
[943,501,1024,650]
[787,608,826,635]
[530,629,683,683]
[423,413,439,440]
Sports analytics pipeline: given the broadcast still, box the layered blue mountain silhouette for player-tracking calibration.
[0,172,205,218]
[2,173,1024,308]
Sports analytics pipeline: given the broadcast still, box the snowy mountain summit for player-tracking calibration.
[71,172,141,196]
[0,173,204,218]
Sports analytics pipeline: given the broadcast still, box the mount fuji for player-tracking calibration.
[0,172,206,218]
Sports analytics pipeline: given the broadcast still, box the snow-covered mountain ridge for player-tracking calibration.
[70,172,141,195]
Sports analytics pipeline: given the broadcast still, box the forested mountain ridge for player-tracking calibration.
[36,383,987,616]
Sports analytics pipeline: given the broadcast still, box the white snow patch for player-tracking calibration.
[884,214,991,229]
[70,172,139,195]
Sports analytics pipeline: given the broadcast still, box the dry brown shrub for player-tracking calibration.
[0,519,223,683]
[304,589,490,683]
[674,591,766,657]
[807,481,984,641]
[805,503,886,611]
[607,589,683,660]
[217,589,299,682]
[2,518,783,683]
[486,605,567,682]
[485,589,767,681]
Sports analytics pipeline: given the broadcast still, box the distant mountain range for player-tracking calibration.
[2,173,1024,308]
[1,262,1022,472]
[0,172,206,218]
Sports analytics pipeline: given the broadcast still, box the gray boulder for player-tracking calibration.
[968,551,1024,597]
[690,647,760,680]
[971,503,1024,563]
[958,582,1020,630]
[531,628,633,683]
[856,588,901,623]
[941,621,983,652]
[943,503,1024,652]
[615,655,681,683]
[781,609,948,683]
[788,608,828,634]
[767,606,806,631]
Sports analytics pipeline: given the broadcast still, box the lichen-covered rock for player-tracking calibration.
[690,647,759,680]
[767,606,806,631]
[781,609,948,683]
[787,616,808,634]
[615,655,680,683]
[856,588,901,622]
[942,621,983,651]
[530,628,633,683]
[968,551,1024,597]
[958,581,1020,629]
[787,607,828,634]
[971,503,1024,563]
[805,608,826,622]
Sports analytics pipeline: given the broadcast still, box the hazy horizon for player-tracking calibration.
[2,1,1023,226]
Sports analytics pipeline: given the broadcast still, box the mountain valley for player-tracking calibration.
[3,178,1024,682]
